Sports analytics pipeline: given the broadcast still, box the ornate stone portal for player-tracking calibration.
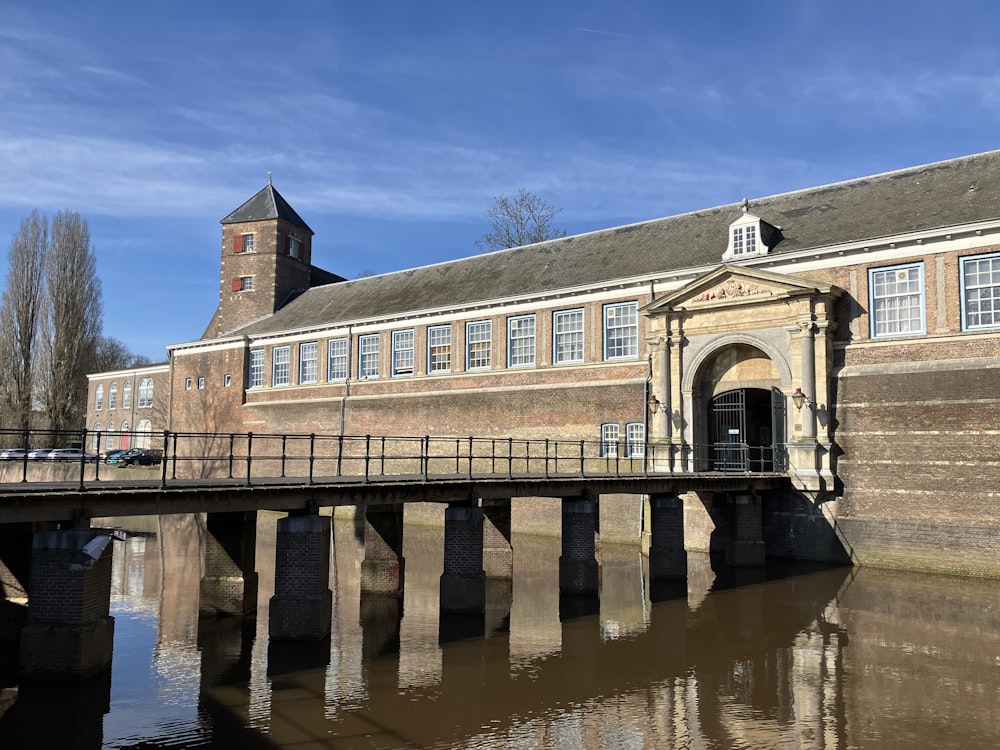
[643,265,842,493]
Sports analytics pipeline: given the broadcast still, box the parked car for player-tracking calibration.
[103,448,135,465]
[47,448,98,462]
[27,448,56,460]
[0,448,26,460]
[117,448,162,467]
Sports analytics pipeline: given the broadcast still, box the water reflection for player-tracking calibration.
[0,512,998,748]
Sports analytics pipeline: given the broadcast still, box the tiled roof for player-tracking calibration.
[221,183,314,234]
[236,150,1000,337]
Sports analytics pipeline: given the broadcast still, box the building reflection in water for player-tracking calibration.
[1,510,998,748]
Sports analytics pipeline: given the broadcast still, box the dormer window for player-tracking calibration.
[723,209,781,261]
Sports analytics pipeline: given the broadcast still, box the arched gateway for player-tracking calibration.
[643,265,842,492]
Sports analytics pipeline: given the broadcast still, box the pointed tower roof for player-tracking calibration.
[221,182,314,234]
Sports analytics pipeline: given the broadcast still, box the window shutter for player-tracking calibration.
[231,277,241,292]
[284,236,291,255]
[233,235,244,253]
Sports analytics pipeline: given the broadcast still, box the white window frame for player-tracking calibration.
[137,378,153,408]
[224,373,232,387]
[328,338,348,381]
[466,320,492,370]
[507,315,536,368]
[185,377,192,391]
[359,334,380,379]
[603,301,639,360]
[92,423,101,451]
[197,376,205,390]
[288,237,301,259]
[108,382,118,410]
[392,330,414,376]
[299,341,318,384]
[272,346,291,387]
[106,425,116,450]
[869,263,926,338]
[122,380,132,409]
[601,423,620,458]
[136,419,152,449]
[427,325,452,373]
[553,308,584,364]
[625,422,645,458]
[95,384,104,411]
[248,350,264,389]
[242,233,254,253]
[239,275,253,291]
[960,252,1000,331]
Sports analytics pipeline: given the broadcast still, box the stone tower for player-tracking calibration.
[207,181,318,338]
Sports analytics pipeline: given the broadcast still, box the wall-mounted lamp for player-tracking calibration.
[791,388,812,411]
[647,395,661,414]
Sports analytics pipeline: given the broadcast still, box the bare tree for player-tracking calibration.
[475,189,567,252]
[37,211,102,434]
[93,335,150,372]
[0,211,48,431]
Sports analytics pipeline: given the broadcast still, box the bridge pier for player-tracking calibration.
[360,504,405,596]
[19,527,115,681]
[200,512,258,617]
[726,493,766,567]
[440,504,485,613]
[649,493,687,581]
[482,498,513,578]
[269,512,332,640]
[559,495,600,595]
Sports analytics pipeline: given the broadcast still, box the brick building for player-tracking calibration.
[86,151,1000,578]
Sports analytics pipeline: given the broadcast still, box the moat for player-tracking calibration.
[1,513,998,748]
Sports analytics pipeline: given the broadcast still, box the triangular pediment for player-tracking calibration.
[644,264,838,314]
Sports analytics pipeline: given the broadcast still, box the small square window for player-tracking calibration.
[242,234,254,253]
[224,373,232,387]
[185,377,192,390]
[239,276,253,291]
[197,376,205,390]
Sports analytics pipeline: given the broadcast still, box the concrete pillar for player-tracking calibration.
[440,504,485,613]
[726,493,765,567]
[200,511,258,617]
[649,493,687,580]
[269,512,332,641]
[19,528,115,681]
[482,498,513,578]
[360,504,405,596]
[559,497,599,595]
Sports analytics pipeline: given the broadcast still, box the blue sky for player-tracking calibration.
[2,1,1000,360]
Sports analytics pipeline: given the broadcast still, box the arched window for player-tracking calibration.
[95,384,104,411]
[106,423,116,450]
[92,422,101,452]
[120,420,129,449]
[136,419,152,449]
[138,378,153,408]
[122,380,132,409]
[108,382,118,410]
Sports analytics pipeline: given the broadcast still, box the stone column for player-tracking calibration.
[726,493,765,567]
[796,317,817,440]
[360,504,405,596]
[649,493,687,580]
[440,504,485,613]
[559,496,599,595]
[269,512,332,640]
[200,511,258,617]
[19,528,115,681]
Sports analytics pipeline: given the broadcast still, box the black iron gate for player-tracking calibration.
[712,389,747,471]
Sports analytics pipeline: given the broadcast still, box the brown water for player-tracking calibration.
[1,513,998,748]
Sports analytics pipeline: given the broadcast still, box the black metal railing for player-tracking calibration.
[0,428,784,490]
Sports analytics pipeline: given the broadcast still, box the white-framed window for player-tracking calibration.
[869,263,925,338]
[272,346,291,386]
[138,378,153,408]
[466,320,492,370]
[359,334,380,379]
[299,341,318,384]
[197,376,205,390]
[604,302,638,360]
[601,423,620,458]
[392,330,414,376]
[122,380,132,409]
[553,308,584,364]
[92,423,101,451]
[960,252,1000,331]
[95,384,104,411]
[625,422,645,458]
[732,225,756,256]
[288,237,301,259]
[248,349,264,389]
[238,276,253,291]
[106,424,116,450]
[428,325,452,373]
[224,373,232,387]
[185,377,192,391]
[108,382,118,410]
[328,338,348,381]
[241,233,254,253]
[507,315,536,367]
[135,419,152,449]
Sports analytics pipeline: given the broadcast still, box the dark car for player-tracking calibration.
[117,448,162,467]
[103,448,133,464]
